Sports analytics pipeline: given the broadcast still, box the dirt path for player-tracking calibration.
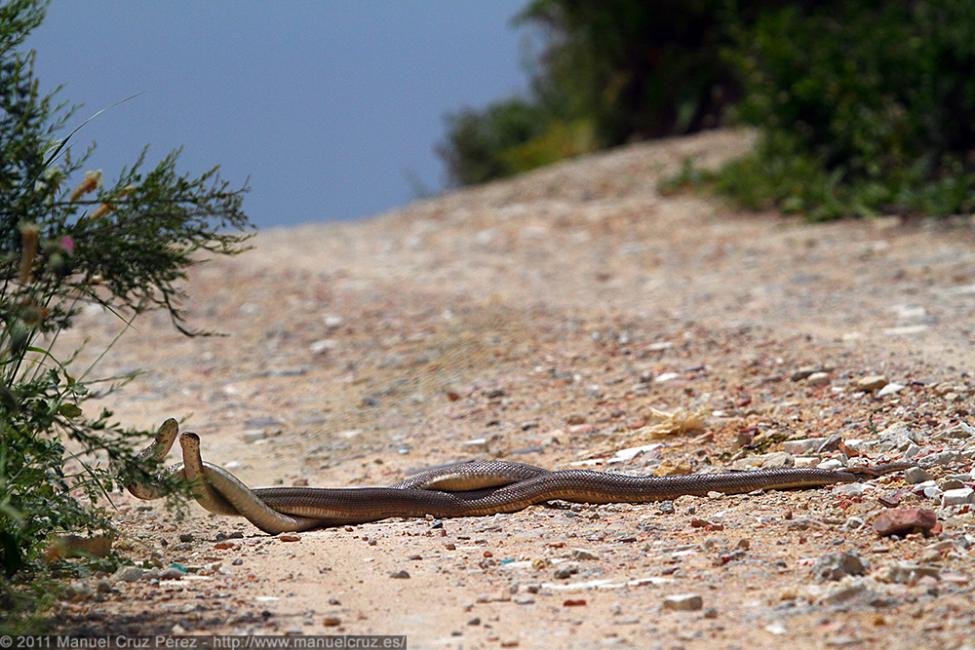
[56,130,975,648]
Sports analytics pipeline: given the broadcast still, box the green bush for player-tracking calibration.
[439,0,763,186]
[437,99,554,186]
[0,0,251,625]
[718,1,975,219]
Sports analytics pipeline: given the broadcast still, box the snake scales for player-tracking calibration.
[125,419,912,534]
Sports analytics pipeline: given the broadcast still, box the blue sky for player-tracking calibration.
[28,1,530,228]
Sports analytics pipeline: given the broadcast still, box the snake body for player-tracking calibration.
[125,419,911,534]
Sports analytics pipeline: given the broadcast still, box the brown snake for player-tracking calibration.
[125,419,912,534]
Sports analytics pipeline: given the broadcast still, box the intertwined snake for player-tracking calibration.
[124,419,911,534]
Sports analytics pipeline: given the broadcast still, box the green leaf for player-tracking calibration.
[57,403,83,418]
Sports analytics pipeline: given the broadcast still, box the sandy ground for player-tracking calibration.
[51,130,975,649]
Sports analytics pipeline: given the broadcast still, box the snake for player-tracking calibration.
[124,418,913,534]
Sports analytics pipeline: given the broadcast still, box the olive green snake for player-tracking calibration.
[124,419,912,534]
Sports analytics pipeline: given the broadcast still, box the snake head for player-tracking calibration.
[122,418,182,500]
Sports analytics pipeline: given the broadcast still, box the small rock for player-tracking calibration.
[113,566,145,583]
[842,516,865,531]
[817,459,845,471]
[792,366,828,381]
[832,483,868,496]
[942,487,975,506]
[782,438,826,455]
[310,339,337,354]
[553,564,579,580]
[661,593,703,611]
[806,372,831,387]
[178,533,194,543]
[390,570,411,579]
[854,375,888,392]
[570,548,599,561]
[822,578,869,604]
[904,467,932,484]
[159,567,184,580]
[657,501,675,514]
[872,508,938,537]
[64,581,93,601]
[242,430,268,443]
[812,551,868,581]
[877,382,905,397]
[245,416,283,429]
[941,478,966,490]
[279,534,301,542]
[920,450,966,468]
[322,616,341,627]
[323,314,344,330]
[513,595,535,605]
[886,562,941,584]
[462,438,489,453]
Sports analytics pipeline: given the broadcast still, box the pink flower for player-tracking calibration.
[61,235,75,256]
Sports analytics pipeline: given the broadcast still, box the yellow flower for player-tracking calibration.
[68,169,103,202]
[18,224,39,284]
[90,203,114,219]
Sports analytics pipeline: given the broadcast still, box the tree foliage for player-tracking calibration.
[0,0,252,621]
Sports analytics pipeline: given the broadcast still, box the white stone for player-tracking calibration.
[877,382,906,397]
[782,438,825,454]
[817,459,844,470]
[806,372,831,386]
[942,487,975,506]
[662,593,703,611]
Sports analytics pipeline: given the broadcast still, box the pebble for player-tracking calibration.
[323,314,344,330]
[570,548,599,561]
[877,382,905,397]
[886,562,940,584]
[323,616,341,627]
[817,459,845,471]
[782,438,826,455]
[842,517,865,531]
[661,593,703,611]
[822,578,869,604]
[832,483,868,496]
[390,570,411,579]
[242,430,268,443]
[554,564,579,579]
[159,567,184,580]
[872,508,938,537]
[812,551,868,581]
[792,366,829,381]
[244,416,283,429]
[854,375,888,392]
[942,487,975,506]
[513,595,535,605]
[463,438,490,453]
[113,566,145,583]
[904,467,933,484]
[920,450,966,467]
[657,501,675,514]
[806,372,831,386]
